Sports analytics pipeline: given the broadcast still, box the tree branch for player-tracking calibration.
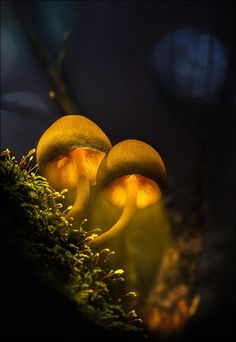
[19,14,78,115]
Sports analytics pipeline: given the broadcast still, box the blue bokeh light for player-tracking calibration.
[151,29,227,105]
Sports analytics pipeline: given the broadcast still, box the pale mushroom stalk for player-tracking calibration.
[65,149,90,223]
[90,179,138,247]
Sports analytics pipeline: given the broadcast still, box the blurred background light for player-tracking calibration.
[150,28,227,106]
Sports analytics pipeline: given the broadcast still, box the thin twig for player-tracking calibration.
[19,12,78,115]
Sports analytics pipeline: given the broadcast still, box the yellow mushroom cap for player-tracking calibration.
[36,115,112,189]
[97,139,167,209]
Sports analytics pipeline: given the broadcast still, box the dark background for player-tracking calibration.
[1,1,235,341]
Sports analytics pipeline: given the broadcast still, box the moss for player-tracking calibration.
[0,149,144,340]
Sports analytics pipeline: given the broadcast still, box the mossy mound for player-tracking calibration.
[0,149,144,341]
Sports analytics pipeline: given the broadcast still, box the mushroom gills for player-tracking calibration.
[90,176,138,247]
[63,148,105,223]
[44,148,105,190]
[90,174,162,247]
[44,147,105,224]
[102,174,161,209]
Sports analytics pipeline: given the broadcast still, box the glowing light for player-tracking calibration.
[48,90,56,99]
[102,174,161,209]
[44,147,105,189]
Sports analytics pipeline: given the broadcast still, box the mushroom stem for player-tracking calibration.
[65,149,90,225]
[66,174,90,225]
[90,180,138,247]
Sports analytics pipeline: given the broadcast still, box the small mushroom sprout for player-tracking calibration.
[90,139,166,247]
[36,115,112,224]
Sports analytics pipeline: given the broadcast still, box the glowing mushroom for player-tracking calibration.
[36,115,112,224]
[90,139,166,247]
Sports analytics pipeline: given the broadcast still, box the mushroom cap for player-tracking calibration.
[36,115,112,189]
[97,139,167,208]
